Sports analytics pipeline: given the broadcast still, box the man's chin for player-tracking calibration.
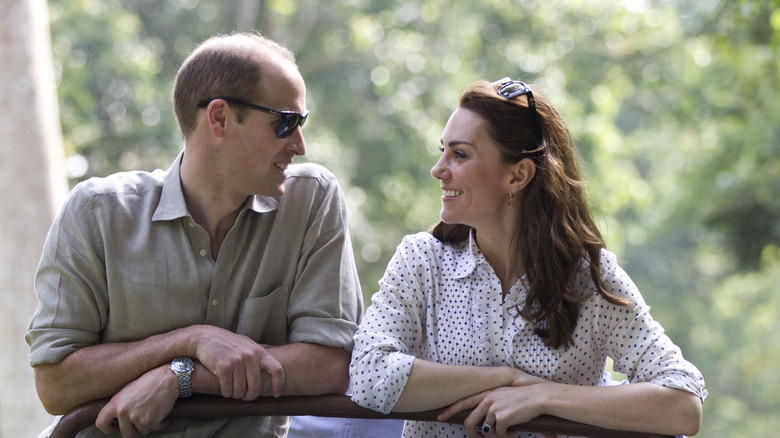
[254,184,285,198]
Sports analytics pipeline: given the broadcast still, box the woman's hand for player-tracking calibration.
[437,368,550,437]
[504,368,549,388]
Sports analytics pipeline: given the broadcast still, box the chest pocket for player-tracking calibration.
[236,285,288,345]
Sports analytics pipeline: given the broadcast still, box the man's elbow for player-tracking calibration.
[39,397,70,416]
[305,345,351,395]
[332,367,350,395]
[34,366,76,415]
[677,394,703,436]
[324,348,351,394]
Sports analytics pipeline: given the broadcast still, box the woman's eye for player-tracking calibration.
[439,146,467,159]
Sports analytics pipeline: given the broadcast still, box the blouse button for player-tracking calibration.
[211,299,218,306]
[199,249,207,257]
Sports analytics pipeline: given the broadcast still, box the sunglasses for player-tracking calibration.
[198,97,309,138]
[492,77,542,150]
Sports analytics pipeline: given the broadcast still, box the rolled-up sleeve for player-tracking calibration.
[601,256,708,401]
[26,184,107,366]
[350,236,426,413]
[285,166,363,351]
[350,303,417,413]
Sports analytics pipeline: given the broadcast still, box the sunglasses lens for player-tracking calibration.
[276,113,307,138]
[276,118,293,138]
[276,116,296,138]
[500,82,528,98]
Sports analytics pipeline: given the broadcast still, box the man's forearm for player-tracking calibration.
[36,334,350,414]
[34,328,193,414]
[264,342,351,396]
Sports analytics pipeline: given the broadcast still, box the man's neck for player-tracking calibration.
[179,151,247,259]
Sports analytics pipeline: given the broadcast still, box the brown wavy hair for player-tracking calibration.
[430,80,629,349]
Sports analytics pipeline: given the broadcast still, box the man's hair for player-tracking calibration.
[173,32,297,138]
[431,80,630,349]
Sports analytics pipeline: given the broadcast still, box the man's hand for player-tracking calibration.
[187,325,285,399]
[95,365,176,437]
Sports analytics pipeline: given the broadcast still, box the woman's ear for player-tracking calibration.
[509,158,536,192]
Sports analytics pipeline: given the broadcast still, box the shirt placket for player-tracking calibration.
[183,216,221,326]
[501,282,524,365]
[472,265,505,366]
[205,228,239,330]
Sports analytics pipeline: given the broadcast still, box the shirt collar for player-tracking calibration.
[152,150,280,222]
[451,230,487,279]
[152,151,189,222]
[249,193,279,213]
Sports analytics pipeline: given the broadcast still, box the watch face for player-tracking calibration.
[171,358,193,373]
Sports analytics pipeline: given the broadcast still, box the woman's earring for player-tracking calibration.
[508,192,514,207]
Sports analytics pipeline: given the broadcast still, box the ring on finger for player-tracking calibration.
[478,422,493,434]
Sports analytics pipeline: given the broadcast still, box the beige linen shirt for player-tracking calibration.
[27,152,363,437]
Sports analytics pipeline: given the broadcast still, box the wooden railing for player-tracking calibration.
[49,394,673,438]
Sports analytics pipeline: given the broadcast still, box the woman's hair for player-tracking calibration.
[430,80,629,349]
[172,32,297,138]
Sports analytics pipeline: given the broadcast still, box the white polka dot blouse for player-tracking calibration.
[350,231,707,438]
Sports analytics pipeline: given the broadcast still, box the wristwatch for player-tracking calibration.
[170,357,194,398]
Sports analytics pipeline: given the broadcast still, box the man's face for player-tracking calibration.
[223,62,307,198]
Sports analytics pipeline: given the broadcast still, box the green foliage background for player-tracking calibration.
[48,0,780,435]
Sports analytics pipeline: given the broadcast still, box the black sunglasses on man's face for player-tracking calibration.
[198,97,309,138]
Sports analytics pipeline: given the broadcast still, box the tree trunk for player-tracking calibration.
[0,0,66,435]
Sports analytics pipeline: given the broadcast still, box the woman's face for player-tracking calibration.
[431,107,517,232]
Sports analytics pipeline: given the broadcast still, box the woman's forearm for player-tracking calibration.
[541,382,703,436]
[393,359,517,412]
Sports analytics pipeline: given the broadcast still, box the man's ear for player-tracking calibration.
[205,100,229,137]
[509,158,536,192]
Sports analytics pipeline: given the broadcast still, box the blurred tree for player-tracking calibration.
[41,0,780,436]
[0,0,65,435]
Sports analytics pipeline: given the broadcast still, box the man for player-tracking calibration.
[26,32,363,437]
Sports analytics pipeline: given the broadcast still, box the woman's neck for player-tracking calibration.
[475,231,523,297]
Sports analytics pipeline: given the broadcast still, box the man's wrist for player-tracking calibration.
[170,357,194,398]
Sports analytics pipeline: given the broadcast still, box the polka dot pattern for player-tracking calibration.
[350,232,707,437]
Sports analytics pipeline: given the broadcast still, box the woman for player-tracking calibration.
[349,78,707,438]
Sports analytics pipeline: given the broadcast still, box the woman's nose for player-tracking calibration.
[431,155,447,180]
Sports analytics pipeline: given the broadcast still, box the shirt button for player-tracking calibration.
[211,299,218,306]
[199,249,207,257]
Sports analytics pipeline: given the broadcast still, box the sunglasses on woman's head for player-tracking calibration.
[492,77,542,149]
[198,96,308,138]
